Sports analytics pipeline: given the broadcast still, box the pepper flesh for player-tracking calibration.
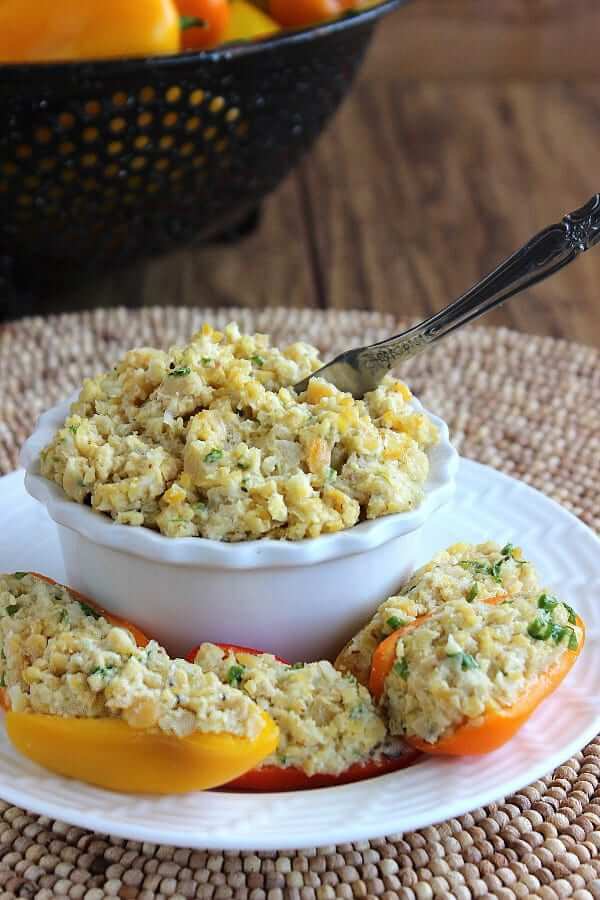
[187,642,289,664]
[0,0,180,63]
[223,1,281,43]
[369,597,584,756]
[177,0,231,49]
[1,580,279,793]
[6,710,279,794]
[268,0,355,28]
[225,750,420,792]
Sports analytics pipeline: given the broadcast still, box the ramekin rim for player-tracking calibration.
[20,394,458,570]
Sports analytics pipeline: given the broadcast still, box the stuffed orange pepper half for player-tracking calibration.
[369,589,584,756]
[336,541,541,686]
[0,573,277,793]
[189,642,419,790]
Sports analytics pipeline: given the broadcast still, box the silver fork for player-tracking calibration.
[294,194,600,398]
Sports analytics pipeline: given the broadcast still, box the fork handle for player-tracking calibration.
[374,194,600,360]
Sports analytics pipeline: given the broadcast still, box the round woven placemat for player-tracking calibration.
[0,306,599,900]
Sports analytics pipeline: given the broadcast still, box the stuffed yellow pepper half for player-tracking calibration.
[0,573,277,793]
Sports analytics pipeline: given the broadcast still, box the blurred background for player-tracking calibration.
[1,0,599,347]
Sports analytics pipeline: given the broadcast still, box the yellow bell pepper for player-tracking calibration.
[0,0,181,63]
[6,710,279,794]
[223,1,281,43]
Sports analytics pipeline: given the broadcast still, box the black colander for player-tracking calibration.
[0,0,403,294]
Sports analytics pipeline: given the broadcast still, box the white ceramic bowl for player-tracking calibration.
[20,395,458,661]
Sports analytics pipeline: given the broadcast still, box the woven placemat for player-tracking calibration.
[0,306,599,900]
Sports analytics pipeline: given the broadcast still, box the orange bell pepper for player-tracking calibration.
[0,0,181,63]
[177,0,231,49]
[369,594,507,701]
[222,1,281,44]
[268,0,355,28]
[5,709,278,794]
[369,595,584,756]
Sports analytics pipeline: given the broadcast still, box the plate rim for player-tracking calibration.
[0,458,599,850]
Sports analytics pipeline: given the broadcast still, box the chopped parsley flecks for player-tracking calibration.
[394,658,409,680]
[537,592,577,625]
[527,614,553,641]
[466,583,479,603]
[563,603,577,625]
[531,595,578,644]
[12,572,26,580]
[459,560,489,575]
[227,664,245,687]
[90,666,116,679]
[5,604,20,617]
[459,546,525,585]
[349,703,366,720]
[501,543,527,566]
[201,357,212,366]
[489,560,504,583]
[551,624,578,650]
[204,449,224,464]
[69,424,79,435]
[59,609,69,624]
[386,615,406,631]
[528,611,578,650]
[537,593,558,614]
[567,629,579,651]
[169,366,191,377]
[460,652,479,671]
[290,662,305,670]
[447,647,479,671]
[250,355,265,367]
[78,601,102,621]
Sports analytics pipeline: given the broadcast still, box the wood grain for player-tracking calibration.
[3,1,600,347]
[300,77,600,346]
[375,0,600,80]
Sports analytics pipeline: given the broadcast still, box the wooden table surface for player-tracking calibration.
[7,1,600,346]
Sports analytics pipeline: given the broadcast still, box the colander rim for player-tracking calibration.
[0,0,406,79]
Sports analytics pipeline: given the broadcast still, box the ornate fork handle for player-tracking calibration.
[294,195,600,397]
[363,194,600,373]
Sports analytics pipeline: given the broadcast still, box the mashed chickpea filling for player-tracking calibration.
[335,541,541,684]
[0,574,265,740]
[194,643,404,776]
[382,592,582,745]
[39,322,438,541]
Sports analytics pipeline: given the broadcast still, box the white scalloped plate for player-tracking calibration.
[0,460,599,851]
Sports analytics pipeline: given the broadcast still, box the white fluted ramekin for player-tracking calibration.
[20,395,458,661]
